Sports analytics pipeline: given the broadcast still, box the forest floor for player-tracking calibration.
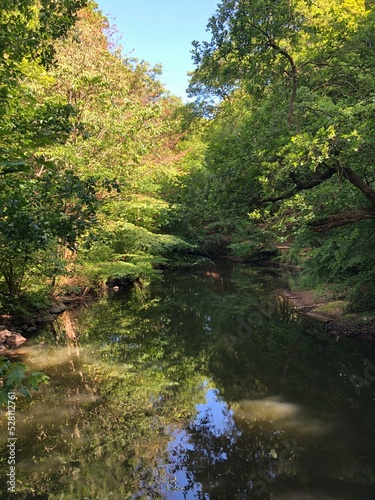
[281,287,375,341]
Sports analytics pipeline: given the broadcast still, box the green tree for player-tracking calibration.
[190,0,375,227]
[0,1,103,301]
[0,159,100,297]
[46,5,203,288]
[0,0,88,113]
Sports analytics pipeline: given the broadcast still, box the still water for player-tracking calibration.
[1,263,375,499]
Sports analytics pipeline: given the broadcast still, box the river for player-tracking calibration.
[1,262,375,499]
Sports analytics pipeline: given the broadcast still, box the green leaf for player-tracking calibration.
[5,363,27,387]
[19,386,32,398]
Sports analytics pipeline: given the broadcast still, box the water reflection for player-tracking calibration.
[1,263,375,499]
[235,396,327,436]
[153,388,308,499]
[150,385,239,499]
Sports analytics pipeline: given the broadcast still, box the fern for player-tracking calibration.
[292,221,375,312]
[81,220,205,281]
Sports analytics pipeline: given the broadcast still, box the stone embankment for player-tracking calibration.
[0,302,67,355]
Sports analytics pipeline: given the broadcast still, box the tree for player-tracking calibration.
[189,0,375,231]
[0,159,100,297]
[0,0,88,113]
[46,6,202,289]
[0,1,100,300]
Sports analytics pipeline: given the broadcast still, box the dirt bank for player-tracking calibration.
[281,288,375,341]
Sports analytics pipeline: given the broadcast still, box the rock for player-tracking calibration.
[26,326,37,333]
[13,316,36,327]
[49,303,67,315]
[40,313,55,324]
[0,329,13,343]
[0,345,7,355]
[6,334,27,348]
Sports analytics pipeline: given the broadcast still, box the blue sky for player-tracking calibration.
[96,0,218,101]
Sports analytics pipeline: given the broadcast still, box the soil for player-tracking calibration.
[281,288,375,341]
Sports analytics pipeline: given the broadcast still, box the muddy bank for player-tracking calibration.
[281,288,375,341]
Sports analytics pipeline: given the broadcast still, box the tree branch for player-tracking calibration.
[309,209,375,232]
[268,38,298,126]
[341,164,375,209]
[249,23,298,126]
[256,167,337,205]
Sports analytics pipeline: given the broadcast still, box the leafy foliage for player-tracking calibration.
[0,0,374,313]
[294,221,375,312]
[0,0,88,113]
[185,0,375,309]
[79,220,209,291]
[0,357,49,405]
[0,3,196,306]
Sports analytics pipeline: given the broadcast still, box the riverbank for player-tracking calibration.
[281,287,375,341]
[0,294,98,355]
[0,301,69,354]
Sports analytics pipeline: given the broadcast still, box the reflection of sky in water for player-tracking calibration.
[193,388,240,443]
[152,384,241,499]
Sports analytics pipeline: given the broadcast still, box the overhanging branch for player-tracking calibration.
[309,209,375,232]
[341,165,375,209]
[256,167,337,205]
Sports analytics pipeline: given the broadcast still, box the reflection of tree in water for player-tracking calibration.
[157,387,302,499]
[2,263,375,498]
